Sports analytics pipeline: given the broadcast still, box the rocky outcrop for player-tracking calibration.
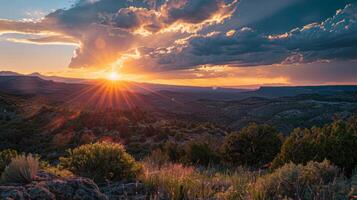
[0,171,150,200]
[101,182,148,200]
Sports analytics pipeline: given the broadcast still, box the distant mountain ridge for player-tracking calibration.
[1,74,357,134]
[0,71,248,94]
[1,71,357,99]
[0,71,23,76]
[0,76,87,97]
[0,71,90,84]
[254,85,357,97]
[28,72,91,84]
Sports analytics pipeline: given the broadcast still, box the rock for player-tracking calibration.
[101,182,147,200]
[68,178,108,200]
[0,171,153,200]
[0,186,29,200]
[36,170,58,181]
[26,186,55,200]
[73,188,107,200]
[0,172,108,200]
[40,179,75,200]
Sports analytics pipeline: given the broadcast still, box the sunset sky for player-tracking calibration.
[0,0,356,87]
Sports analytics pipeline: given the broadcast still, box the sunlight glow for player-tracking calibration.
[107,71,120,81]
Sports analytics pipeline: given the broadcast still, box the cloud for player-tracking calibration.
[277,3,357,61]
[104,0,237,34]
[127,3,357,71]
[0,0,356,74]
[125,28,287,71]
[5,35,78,46]
[235,0,353,34]
[0,19,53,34]
[160,0,236,24]
[0,0,237,69]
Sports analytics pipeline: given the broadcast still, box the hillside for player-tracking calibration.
[0,79,357,199]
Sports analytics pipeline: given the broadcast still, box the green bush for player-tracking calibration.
[161,141,184,162]
[40,161,74,178]
[0,149,18,173]
[220,123,282,167]
[271,127,318,169]
[60,142,141,182]
[1,154,39,184]
[273,117,357,173]
[182,141,220,166]
[251,160,349,200]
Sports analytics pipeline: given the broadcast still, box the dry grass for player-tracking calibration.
[250,160,350,200]
[1,154,39,184]
[350,172,357,197]
[139,158,356,200]
[139,161,257,200]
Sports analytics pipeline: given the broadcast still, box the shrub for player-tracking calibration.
[0,149,18,173]
[60,142,141,182]
[221,123,282,167]
[40,161,74,178]
[161,141,183,162]
[251,160,349,200]
[182,141,220,166]
[1,154,39,184]
[273,117,357,173]
[271,127,318,169]
[144,148,171,167]
[350,170,357,197]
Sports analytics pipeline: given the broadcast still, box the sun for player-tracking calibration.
[107,71,120,81]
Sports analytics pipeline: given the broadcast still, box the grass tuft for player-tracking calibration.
[1,154,39,184]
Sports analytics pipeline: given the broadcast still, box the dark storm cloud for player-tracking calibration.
[130,3,357,71]
[0,0,236,69]
[105,0,237,33]
[131,28,287,70]
[235,0,354,34]
[280,3,357,61]
[46,0,149,28]
[162,0,222,24]
[0,0,356,73]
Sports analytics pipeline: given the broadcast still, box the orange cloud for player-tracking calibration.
[0,0,237,71]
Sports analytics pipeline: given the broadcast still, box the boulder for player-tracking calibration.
[101,182,148,200]
[0,186,29,200]
[0,171,107,200]
[0,171,154,200]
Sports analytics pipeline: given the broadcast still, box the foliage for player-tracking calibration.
[251,160,349,200]
[140,161,256,200]
[161,141,183,162]
[350,170,357,197]
[1,154,39,184]
[144,148,171,168]
[221,123,282,167]
[151,140,220,167]
[40,161,74,178]
[0,149,18,173]
[182,141,220,166]
[60,142,141,182]
[273,117,357,173]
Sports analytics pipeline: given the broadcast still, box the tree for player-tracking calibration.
[221,123,282,167]
[183,141,220,166]
[273,116,357,174]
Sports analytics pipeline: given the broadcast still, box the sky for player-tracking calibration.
[0,0,356,87]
